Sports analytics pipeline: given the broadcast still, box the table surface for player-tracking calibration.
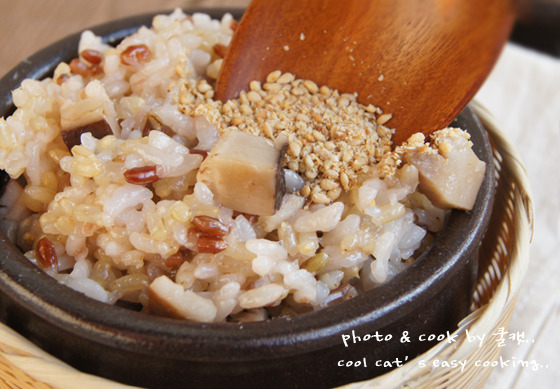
[1,0,559,77]
[0,1,558,389]
[0,0,251,77]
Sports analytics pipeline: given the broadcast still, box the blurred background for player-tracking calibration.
[0,0,559,76]
[0,0,251,76]
[0,1,558,389]
[0,0,560,75]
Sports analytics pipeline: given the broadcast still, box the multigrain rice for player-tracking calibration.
[0,10,485,322]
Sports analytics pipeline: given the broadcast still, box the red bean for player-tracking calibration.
[192,216,229,236]
[123,166,160,185]
[120,44,152,67]
[81,49,103,65]
[36,237,58,271]
[187,225,228,254]
[69,58,90,77]
[69,58,103,78]
[165,252,185,268]
[197,235,227,254]
[187,227,202,240]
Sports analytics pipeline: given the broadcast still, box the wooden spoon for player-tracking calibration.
[215,0,516,145]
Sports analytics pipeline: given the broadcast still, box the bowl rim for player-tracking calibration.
[0,8,495,363]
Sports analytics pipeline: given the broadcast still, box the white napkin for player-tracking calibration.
[474,43,560,389]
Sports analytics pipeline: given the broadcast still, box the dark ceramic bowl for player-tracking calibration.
[0,8,495,389]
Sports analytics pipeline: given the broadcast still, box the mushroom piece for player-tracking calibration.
[59,99,112,149]
[403,128,486,210]
[197,130,286,216]
[148,275,217,322]
[61,119,113,150]
[59,81,115,149]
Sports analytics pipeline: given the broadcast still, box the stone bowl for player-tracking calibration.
[0,8,495,389]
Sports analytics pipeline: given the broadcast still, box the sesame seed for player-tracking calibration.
[262,121,274,138]
[196,81,212,93]
[247,91,262,103]
[266,70,282,83]
[277,72,295,84]
[304,154,314,169]
[327,187,342,200]
[319,86,331,95]
[320,179,338,191]
[377,113,392,125]
[311,192,330,204]
[305,169,318,180]
[324,169,339,179]
[263,82,282,93]
[340,172,349,190]
[249,80,262,91]
[289,141,302,157]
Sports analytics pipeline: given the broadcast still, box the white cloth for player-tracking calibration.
[474,43,560,389]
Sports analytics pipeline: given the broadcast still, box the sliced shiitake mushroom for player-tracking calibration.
[404,129,486,210]
[148,275,217,322]
[59,99,113,149]
[197,130,286,216]
[61,119,113,150]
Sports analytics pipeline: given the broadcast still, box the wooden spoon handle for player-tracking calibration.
[216,0,515,145]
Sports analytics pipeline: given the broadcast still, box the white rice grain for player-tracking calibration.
[102,184,153,219]
[294,202,344,233]
[238,283,285,309]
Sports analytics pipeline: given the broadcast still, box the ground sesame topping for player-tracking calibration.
[178,71,397,205]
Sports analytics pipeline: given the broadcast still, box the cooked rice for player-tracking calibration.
[0,9,477,322]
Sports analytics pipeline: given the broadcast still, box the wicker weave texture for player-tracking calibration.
[0,103,533,389]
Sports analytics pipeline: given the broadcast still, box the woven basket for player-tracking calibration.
[0,102,534,389]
